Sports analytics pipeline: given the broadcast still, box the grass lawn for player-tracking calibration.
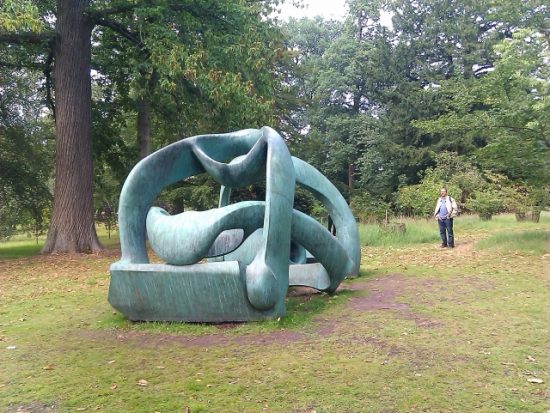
[1,214,549,412]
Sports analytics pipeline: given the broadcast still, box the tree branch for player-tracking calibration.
[473,63,494,77]
[167,3,236,30]
[90,1,238,55]
[0,32,54,45]
[87,3,138,18]
[93,17,144,49]
[447,124,540,136]
[0,60,43,70]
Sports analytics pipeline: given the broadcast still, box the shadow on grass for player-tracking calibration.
[96,287,359,336]
[0,242,43,260]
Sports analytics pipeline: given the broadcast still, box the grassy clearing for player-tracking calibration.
[476,229,550,255]
[359,212,550,247]
[358,217,438,246]
[0,227,119,260]
[0,239,43,260]
[1,213,549,412]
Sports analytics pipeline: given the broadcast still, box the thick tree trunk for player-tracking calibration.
[136,96,151,158]
[42,0,102,253]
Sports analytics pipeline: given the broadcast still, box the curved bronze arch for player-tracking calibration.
[109,127,359,322]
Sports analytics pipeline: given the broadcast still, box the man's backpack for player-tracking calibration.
[449,196,459,218]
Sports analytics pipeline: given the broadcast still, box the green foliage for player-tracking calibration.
[397,167,461,217]
[350,193,390,223]
[308,200,329,223]
[293,186,318,216]
[95,203,117,240]
[0,0,43,32]
[284,12,394,195]
[91,0,287,143]
[395,150,529,220]
[0,68,53,240]
[87,0,293,217]
[503,184,531,214]
[465,189,506,220]
[159,174,219,212]
[0,195,19,240]
[1,0,549,241]
[413,28,550,189]
[285,0,497,203]
[1,0,289,246]
[396,185,433,218]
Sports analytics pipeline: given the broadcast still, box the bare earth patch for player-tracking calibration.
[83,272,477,348]
[2,251,493,351]
[346,274,443,328]
[3,401,58,413]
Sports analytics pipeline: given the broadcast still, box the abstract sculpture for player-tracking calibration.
[109,127,360,322]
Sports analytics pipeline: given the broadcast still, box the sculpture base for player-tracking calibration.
[108,261,284,322]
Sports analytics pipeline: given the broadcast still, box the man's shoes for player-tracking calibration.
[448,244,455,248]
[440,243,447,248]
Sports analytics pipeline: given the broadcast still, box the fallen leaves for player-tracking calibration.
[42,364,55,370]
[137,379,149,387]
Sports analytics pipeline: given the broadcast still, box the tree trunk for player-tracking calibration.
[137,96,151,158]
[42,0,102,253]
[136,70,158,159]
[348,163,354,189]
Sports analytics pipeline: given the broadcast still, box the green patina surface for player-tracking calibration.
[109,127,359,321]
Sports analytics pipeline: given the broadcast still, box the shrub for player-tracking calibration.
[465,189,506,220]
[396,168,460,217]
[350,194,390,223]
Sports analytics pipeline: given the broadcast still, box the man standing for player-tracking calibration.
[434,188,458,248]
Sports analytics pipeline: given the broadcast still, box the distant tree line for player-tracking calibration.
[283,0,549,222]
[0,0,548,249]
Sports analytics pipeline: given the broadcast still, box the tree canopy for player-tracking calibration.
[0,0,548,247]
[284,0,549,220]
[0,0,288,252]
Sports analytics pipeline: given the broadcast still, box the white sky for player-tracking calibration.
[278,0,348,20]
[277,0,393,28]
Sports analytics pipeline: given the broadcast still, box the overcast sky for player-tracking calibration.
[278,0,348,20]
[277,1,393,27]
